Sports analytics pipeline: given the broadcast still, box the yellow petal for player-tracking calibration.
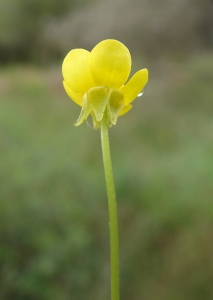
[119,104,132,116]
[62,49,95,95]
[120,69,148,104]
[89,39,131,90]
[63,81,83,106]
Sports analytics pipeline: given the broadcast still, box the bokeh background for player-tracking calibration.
[1,0,213,299]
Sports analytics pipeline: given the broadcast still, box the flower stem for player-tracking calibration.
[100,117,120,300]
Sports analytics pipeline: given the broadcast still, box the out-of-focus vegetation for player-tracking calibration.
[0,0,92,62]
[1,54,213,299]
[1,0,213,299]
[0,0,213,63]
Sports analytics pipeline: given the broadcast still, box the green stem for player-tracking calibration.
[100,117,120,300]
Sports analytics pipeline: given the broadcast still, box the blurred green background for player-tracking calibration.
[1,0,213,299]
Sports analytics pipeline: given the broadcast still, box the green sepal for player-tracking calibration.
[87,86,109,121]
[90,111,100,130]
[74,94,92,126]
[74,87,125,129]
[107,90,125,126]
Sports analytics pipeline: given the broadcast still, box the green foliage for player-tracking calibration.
[0,54,213,299]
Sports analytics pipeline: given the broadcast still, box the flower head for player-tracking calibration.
[62,39,148,129]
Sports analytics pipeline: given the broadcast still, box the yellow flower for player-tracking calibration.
[62,39,148,129]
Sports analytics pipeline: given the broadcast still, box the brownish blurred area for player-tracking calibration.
[0,0,212,63]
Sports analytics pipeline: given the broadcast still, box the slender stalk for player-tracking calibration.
[100,117,120,300]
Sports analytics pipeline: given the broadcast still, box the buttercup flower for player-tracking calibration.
[62,39,148,129]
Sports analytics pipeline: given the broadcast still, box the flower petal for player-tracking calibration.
[119,104,132,116]
[120,69,148,104]
[63,81,83,106]
[89,39,131,89]
[62,49,95,95]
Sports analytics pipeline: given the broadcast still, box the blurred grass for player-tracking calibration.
[0,53,213,300]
